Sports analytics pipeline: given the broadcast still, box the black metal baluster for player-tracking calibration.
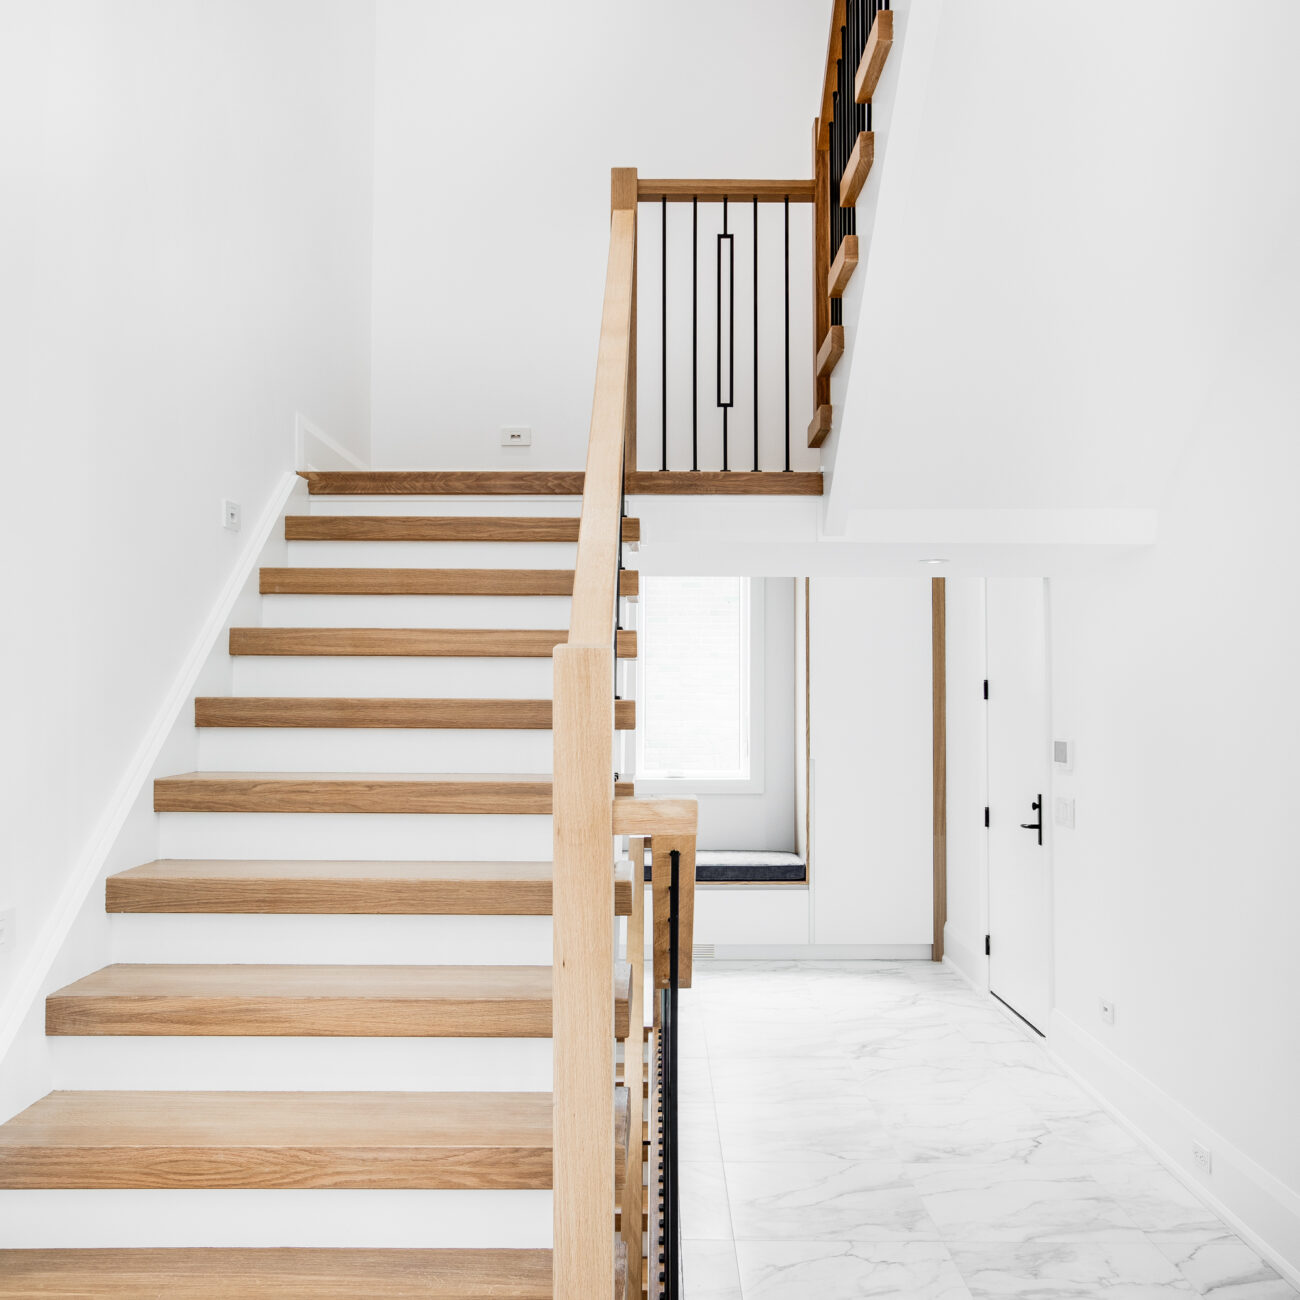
[783,195,790,472]
[717,196,733,470]
[692,197,698,472]
[661,196,667,472]
[752,195,759,471]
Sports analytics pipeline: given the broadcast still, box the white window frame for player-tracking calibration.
[634,577,765,795]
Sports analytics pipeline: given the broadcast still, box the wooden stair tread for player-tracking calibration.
[301,470,822,497]
[194,696,635,730]
[153,772,635,815]
[258,568,639,598]
[0,1248,555,1297]
[288,515,640,542]
[0,1090,627,1190]
[228,627,638,657]
[106,859,635,916]
[45,963,633,1040]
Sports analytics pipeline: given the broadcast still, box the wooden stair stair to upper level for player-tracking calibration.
[45,963,633,1039]
[106,858,635,915]
[228,626,639,657]
[194,696,636,729]
[287,514,641,542]
[299,469,822,496]
[153,772,634,814]
[0,1088,630,1191]
[259,567,639,598]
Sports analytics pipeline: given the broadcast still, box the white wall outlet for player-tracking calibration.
[1055,796,1076,828]
[1053,738,1075,772]
[222,499,241,531]
[0,906,14,953]
[1099,998,1116,1026]
[501,426,532,447]
[1192,1142,1213,1175]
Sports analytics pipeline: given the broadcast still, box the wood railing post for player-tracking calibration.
[552,642,616,1298]
[612,168,638,478]
[622,836,647,1286]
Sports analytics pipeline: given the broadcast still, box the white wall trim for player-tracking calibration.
[295,411,368,471]
[703,944,933,961]
[941,925,987,991]
[1048,1009,1300,1290]
[0,471,302,1068]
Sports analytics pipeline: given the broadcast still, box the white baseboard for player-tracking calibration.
[702,944,933,961]
[941,924,987,991]
[0,472,304,1095]
[1049,1009,1300,1290]
[294,411,367,471]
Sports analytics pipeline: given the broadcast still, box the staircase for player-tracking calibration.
[0,485,641,1296]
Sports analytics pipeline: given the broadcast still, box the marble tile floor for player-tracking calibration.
[676,960,1297,1299]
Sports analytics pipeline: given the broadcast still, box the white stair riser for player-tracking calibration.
[260,594,573,629]
[286,540,577,568]
[196,728,554,774]
[50,1037,553,1093]
[109,914,554,966]
[231,656,557,698]
[0,1189,551,1249]
[158,813,554,862]
[307,497,581,517]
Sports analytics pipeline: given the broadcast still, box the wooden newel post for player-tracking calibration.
[611,167,638,479]
[552,642,617,1298]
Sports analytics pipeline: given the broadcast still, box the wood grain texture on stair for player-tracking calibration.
[287,515,640,542]
[840,131,875,208]
[0,1248,555,1298]
[301,471,587,496]
[194,696,635,730]
[301,469,822,497]
[229,626,639,658]
[807,403,834,448]
[259,567,639,599]
[0,1089,631,1191]
[0,1091,556,1190]
[153,772,635,814]
[828,233,859,298]
[815,325,845,379]
[854,6,894,103]
[106,859,635,917]
[45,963,633,1039]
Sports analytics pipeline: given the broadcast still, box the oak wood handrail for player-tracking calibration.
[637,178,815,203]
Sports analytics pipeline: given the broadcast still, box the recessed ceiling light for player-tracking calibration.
[920,557,947,565]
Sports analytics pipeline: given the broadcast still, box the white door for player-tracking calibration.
[986,578,1051,1033]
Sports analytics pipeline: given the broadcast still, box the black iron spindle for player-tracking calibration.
[692,197,698,471]
[783,195,790,472]
[752,196,759,471]
[661,196,667,472]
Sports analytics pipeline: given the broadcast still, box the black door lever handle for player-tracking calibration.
[1019,796,1043,846]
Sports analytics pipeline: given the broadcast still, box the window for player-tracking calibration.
[636,576,761,791]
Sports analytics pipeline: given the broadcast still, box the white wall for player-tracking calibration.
[809,578,933,946]
[368,0,827,471]
[0,2,374,988]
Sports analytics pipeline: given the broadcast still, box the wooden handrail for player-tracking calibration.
[567,203,636,647]
[637,178,815,203]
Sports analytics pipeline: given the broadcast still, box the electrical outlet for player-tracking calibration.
[222,499,241,532]
[1192,1142,1213,1175]
[500,426,532,447]
[1099,998,1116,1026]
[0,906,14,953]
[1055,796,1075,828]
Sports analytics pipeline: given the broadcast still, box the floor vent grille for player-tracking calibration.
[694,944,716,960]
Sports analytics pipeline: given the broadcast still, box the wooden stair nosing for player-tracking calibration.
[193,696,636,731]
[45,963,633,1040]
[153,772,635,815]
[0,1248,557,1297]
[287,515,640,543]
[258,567,639,599]
[106,858,635,917]
[301,470,823,498]
[228,626,639,658]
[0,1089,631,1191]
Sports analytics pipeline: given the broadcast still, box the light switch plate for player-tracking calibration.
[222,500,241,532]
[1054,796,1075,829]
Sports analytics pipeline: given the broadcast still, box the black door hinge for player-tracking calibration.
[984,806,990,828]
[984,934,991,956]
[983,679,989,700]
